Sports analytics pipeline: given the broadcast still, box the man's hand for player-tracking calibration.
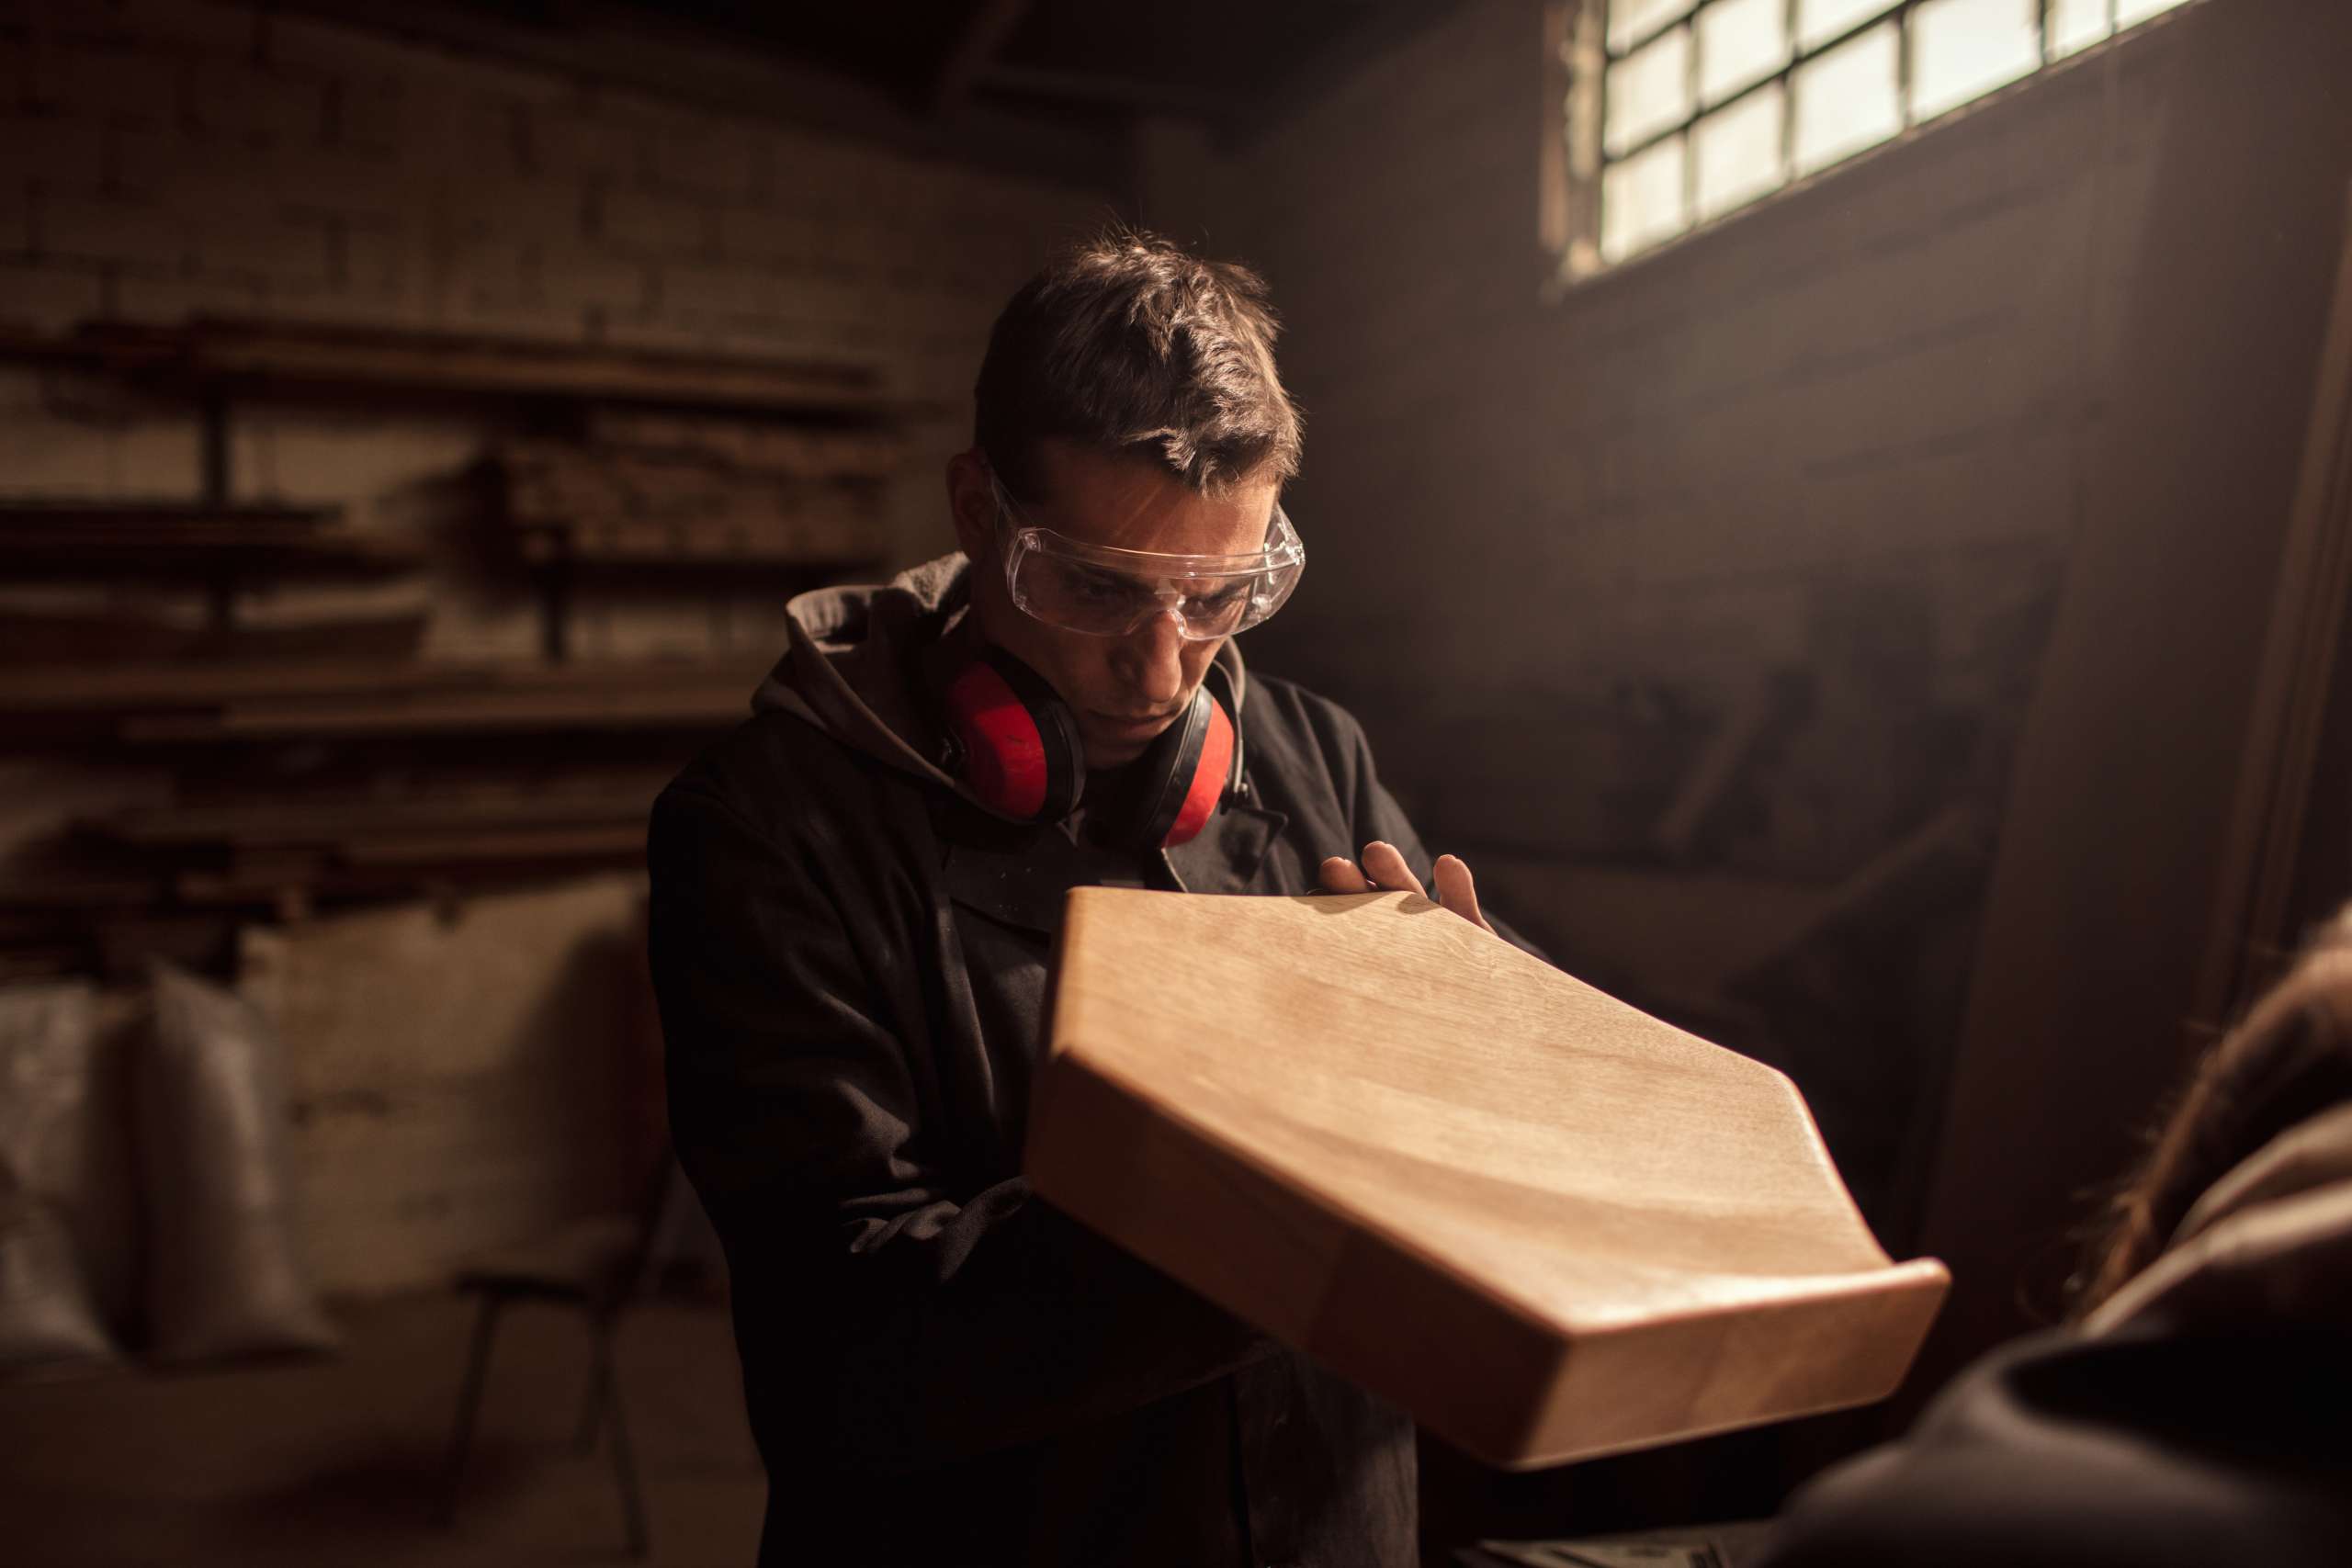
[1317,840,1494,934]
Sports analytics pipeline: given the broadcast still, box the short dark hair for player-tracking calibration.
[973,226,1303,501]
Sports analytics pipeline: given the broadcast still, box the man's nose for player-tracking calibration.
[1116,610,1187,705]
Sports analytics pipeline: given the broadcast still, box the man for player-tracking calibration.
[648,228,1523,1567]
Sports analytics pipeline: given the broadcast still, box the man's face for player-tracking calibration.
[948,439,1279,768]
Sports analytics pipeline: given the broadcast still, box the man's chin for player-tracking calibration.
[1079,714,1175,768]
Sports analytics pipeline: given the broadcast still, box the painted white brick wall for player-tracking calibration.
[0,0,1106,612]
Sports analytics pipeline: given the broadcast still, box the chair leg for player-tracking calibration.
[595,1322,650,1559]
[574,1342,611,1454]
[439,1296,503,1529]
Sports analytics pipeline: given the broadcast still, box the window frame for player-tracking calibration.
[1547,0,2195,286]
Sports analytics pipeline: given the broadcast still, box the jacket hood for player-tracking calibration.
[752,552,1250,818]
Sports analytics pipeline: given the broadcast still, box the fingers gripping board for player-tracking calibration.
[1026,889,1949,1469]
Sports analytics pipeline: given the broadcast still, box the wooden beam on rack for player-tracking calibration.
[95,784,671,850]
[0,497,424,577]
[339,824,650,864]
[977,63,1244,120]
[0,658,768,713]
[15,317,928,418]
[119,684,753,740]
[0,499,342,531]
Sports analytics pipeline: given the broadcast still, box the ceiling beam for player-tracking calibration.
[977,63,1243,123]
[933,0,1035,118]
[273,0,1124,192]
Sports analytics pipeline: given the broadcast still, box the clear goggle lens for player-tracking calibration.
[1001,509,1305,641]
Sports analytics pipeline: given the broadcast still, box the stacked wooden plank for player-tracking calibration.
[0,660,762,923]
[493,437,890,568]
[584,410,909,477]
[0,315,905,971]
[85,771,676,909]
[0,607,427,666]
[0,659,770,743]
[0,500,424,575]
[21,317,902,415]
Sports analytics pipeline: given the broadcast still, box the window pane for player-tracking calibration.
[1606,27,1692,157]
[1911,0,2040,122]
[2047,0,2112,57]
[1610,0,1698,54]
[1602,133,1688,262]
[1699,0,1792,107]
[2117,0,2193,24]
[1796,0,1898,52]
[1792,22,1900,175]
[1695,84,1785,220]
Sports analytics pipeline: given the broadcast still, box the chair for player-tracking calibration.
[437,1147,686,1558]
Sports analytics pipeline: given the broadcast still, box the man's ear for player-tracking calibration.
[945,448,997,563]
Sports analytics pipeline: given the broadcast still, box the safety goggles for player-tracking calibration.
[991,476,1306,641]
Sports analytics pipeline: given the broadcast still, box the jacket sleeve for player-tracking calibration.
[647,781,1274,1473]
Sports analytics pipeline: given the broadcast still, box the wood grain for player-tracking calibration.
[1027,888,1948,1469]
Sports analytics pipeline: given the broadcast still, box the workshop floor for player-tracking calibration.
[0,1292,765,1567]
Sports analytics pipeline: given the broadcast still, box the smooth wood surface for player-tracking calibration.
[1027,888,1948,1469]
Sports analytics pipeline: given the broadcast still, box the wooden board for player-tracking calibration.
[1027,888,1948,1469]
[0,497,421,575]
[22,317,904,416]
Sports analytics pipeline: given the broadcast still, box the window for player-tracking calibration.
[1555,0,2199,276]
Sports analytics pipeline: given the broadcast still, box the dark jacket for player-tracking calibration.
[1754,1097,2352,1568]
[648,557,1487,1567]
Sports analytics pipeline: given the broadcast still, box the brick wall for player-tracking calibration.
[0,0,1110,660]
[0,0,1120,1297]
[3,0,1100,367]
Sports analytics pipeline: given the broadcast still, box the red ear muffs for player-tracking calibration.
[941,647,1083,822]
[939,646,1243,851]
